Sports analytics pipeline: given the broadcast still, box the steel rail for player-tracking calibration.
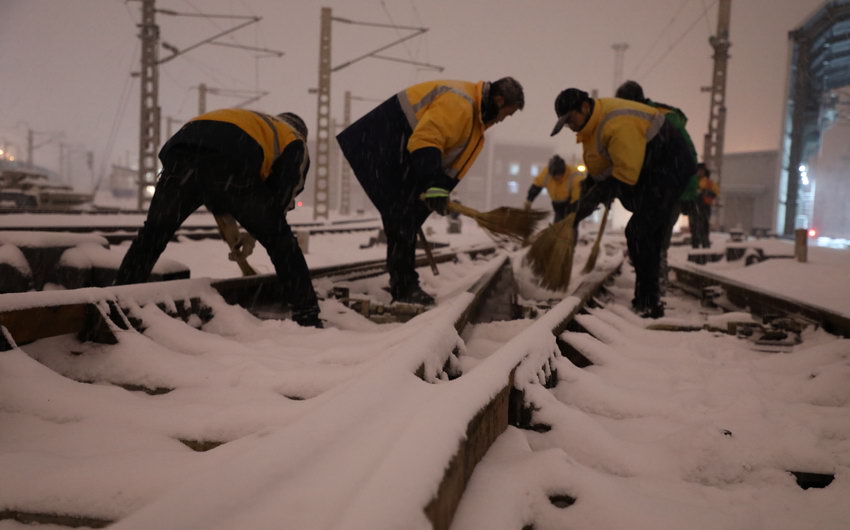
[670,264,850,338]
[0,244,497,349]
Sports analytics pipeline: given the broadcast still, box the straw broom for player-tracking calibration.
[526,211,577,291]
[581,202,610,274]
[445,201,548,242]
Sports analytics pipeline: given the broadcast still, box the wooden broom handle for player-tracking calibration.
[214,214,257,277]
[446,201,480,218]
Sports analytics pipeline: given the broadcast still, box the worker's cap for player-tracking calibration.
[277,112,308,139]
[550,88,590,136]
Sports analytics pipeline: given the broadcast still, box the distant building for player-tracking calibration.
[0,159,92,209]
[809,119,850,239]
[720,150,780,234]
[108,164,137,198]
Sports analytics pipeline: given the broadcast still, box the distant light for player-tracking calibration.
[7,155,13,161]
[577,164,587,172]
[0,148,4,156]
[296,201,303,207]
[808,228,817,238]
[801,174,809,185]
[144,185,155,197]
[798,164,807,172]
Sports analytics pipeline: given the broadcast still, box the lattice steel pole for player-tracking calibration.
[137,0,161,210]
[703,0,731,228]
[612,42,629,95]
[313,7,332,220]
[338,90,352,216]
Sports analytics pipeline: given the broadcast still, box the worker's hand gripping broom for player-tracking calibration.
[441,200,548,242]
[214,214,257,276]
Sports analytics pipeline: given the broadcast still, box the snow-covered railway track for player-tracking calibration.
[0,245,543,526]
[3,241,847,529]
[0,223,383,245]
[670,264,850,338]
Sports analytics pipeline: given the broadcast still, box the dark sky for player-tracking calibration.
[0,0,825,190]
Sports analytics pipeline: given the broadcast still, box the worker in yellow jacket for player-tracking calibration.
[693,162,720,248]
[337,78,524,305]
[550,88,695,318]
[114,109,322,327]
[524,154,585,222]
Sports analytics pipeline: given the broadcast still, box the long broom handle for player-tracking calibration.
[214,214,257,277]
[582,203,610,274]
[446,201,481,219]
[418,228,440,276]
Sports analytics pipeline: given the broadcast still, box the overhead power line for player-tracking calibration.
[638,0,719,80]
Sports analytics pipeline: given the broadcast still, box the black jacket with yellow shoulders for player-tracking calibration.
[160,109,308,208]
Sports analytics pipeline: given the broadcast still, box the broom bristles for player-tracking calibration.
[449,202,547,242]
[526,212,577,291]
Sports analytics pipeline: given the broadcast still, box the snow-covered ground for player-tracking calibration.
[1,211,849,529]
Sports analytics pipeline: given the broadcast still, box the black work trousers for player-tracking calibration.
[552,200,569,223]
[691,202,712,248]
[336,96,439,297]
[577,120,694,309]
[114,150,319,316]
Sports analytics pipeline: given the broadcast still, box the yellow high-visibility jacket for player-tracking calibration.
[574,98,666,186]
[699,176,720,205]
[532,165,585,203]
[190,109,305,180]
[397,80,486,181]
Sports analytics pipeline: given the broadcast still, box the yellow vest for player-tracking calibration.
[190,109,303,180]
[532,165,585,203]
[398,80,486,181]
[574,98,665,185]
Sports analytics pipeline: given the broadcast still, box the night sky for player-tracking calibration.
[0,0,825,190]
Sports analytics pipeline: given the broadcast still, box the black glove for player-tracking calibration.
[422,186,450,215]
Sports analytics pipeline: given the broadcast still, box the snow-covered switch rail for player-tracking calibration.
[3,241,848,529]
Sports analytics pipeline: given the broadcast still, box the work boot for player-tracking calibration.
[292,307,324,328]
[392,284,435,306]
[631,297,665,319]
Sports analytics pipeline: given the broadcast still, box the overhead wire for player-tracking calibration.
[630,0,694,77]
[97,5,140,190]
[637,0,719,80]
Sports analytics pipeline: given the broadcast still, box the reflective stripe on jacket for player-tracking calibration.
[190,109,304,180]
[575,98,666,186]
[397,80,486,181]
[532,165,585,203]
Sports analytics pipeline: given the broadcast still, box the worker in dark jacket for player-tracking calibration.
[551,88,695,318]
[615,80,699,290]
[524,154,586,222]
[337,77,524,305]
[114,109,322,328]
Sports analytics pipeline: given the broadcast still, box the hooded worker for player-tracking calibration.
[114,108,322,328]
[524,154,586,223]
[336,78,524,305]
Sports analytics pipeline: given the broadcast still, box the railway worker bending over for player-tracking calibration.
[524,154,586,223]
[114,108,322,328]
[336,77,525,306]
[550,88,695,319]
